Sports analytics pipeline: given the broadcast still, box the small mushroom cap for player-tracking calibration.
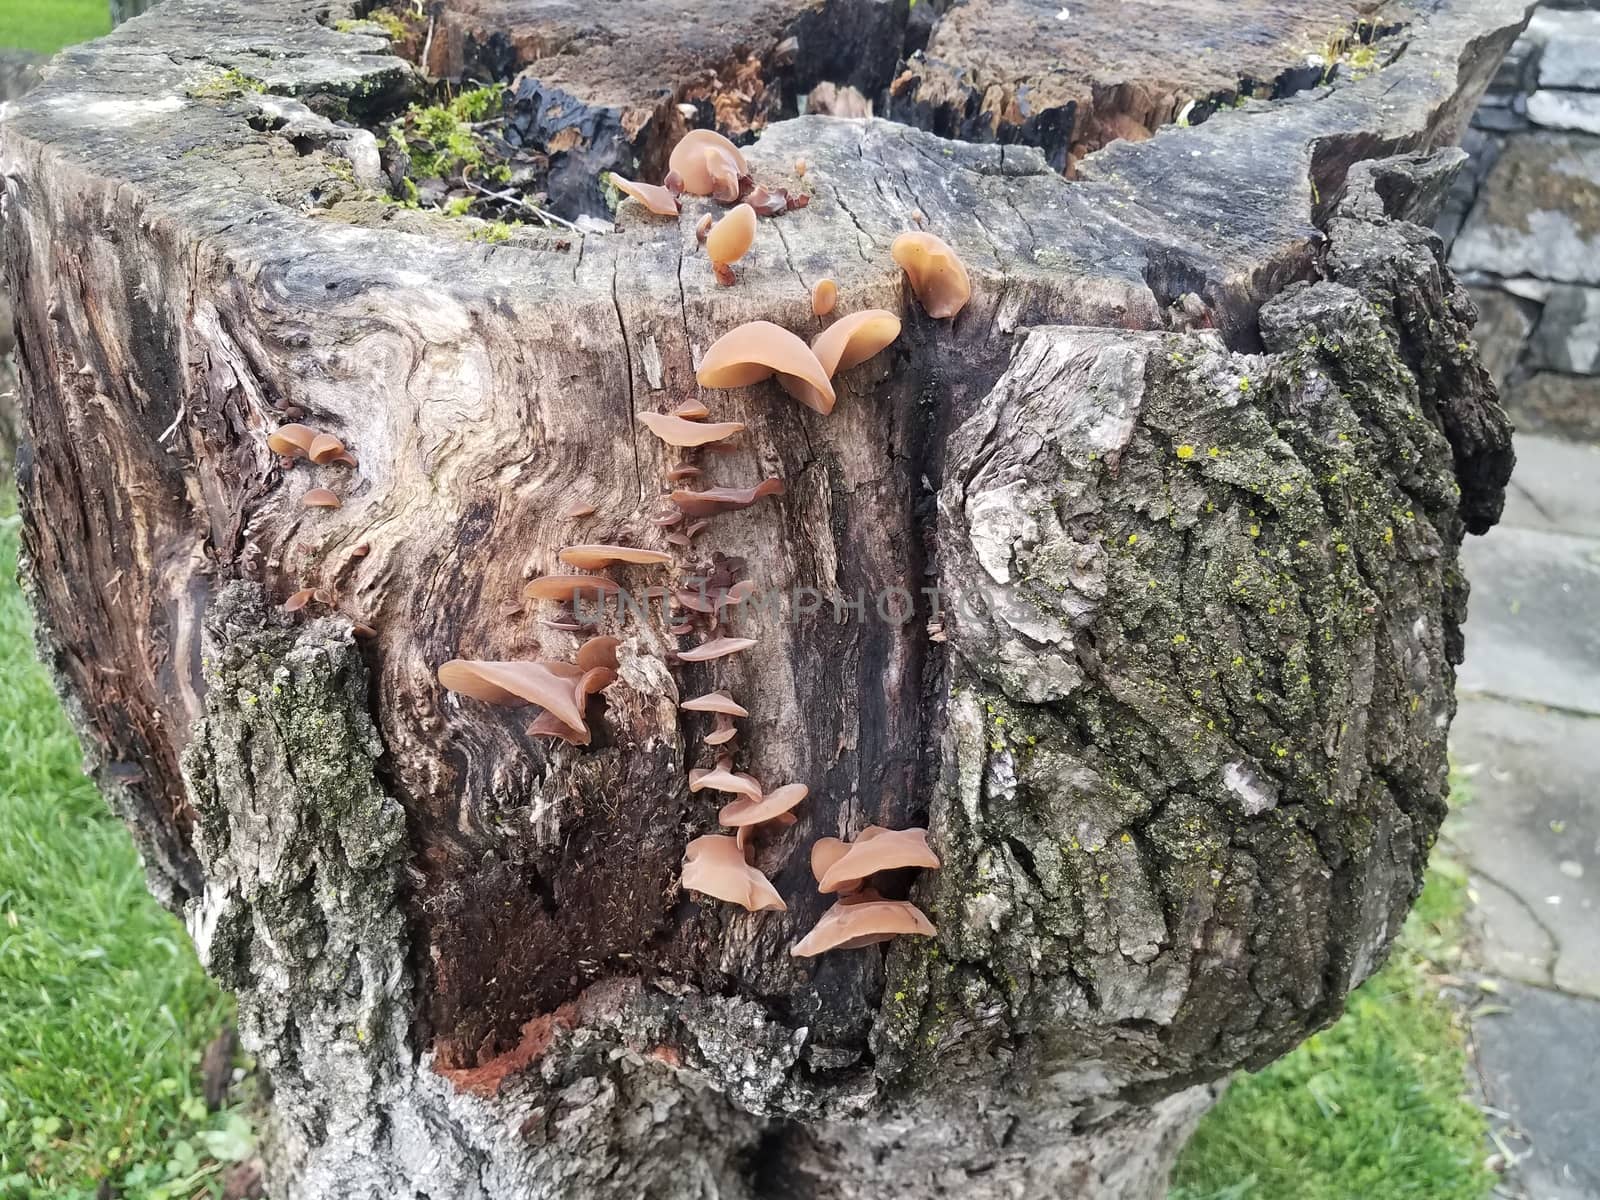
[303,487,341,509]
[671,400,711,420]
[677,636,757,662]
[818,826,941,893]
[557,544,673,569]
[308,432,346,464]
[812,310,902,375]
[681,835,786,912]
[706,203,757,265]
[688,765,763,801]
[562,501,596,519]
[267,423,317,457]
[891,231,972,319]
[735,811,797,854]
[718,783,808,827]
[791,898,936,956]
[811,278,837,316]
[524,575,622,602]
[437,659,588,734]
[696,321,836,414]
[810,837,853,888]
[575,635,620,673]
[528,708,592,745]
[283,587,318,613]
[609,173,680,217]
[668,130,748,200]
[704,723,738,746]
[681,691,748,716]
[669,478,784,517]
[637,412,746,447]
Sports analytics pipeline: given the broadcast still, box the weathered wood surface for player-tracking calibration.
[1,0,1520,1196]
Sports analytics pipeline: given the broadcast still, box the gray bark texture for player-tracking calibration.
[1,1,1522,1197]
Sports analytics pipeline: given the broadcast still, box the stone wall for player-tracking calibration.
[1440,1,1600,441]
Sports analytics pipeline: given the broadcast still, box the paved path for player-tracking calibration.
[1452,432,1600,1200]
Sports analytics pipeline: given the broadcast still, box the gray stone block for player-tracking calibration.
[1528,88,1600,132]
[1451,133,1600,285]
[1469,285,1538,387]
[1506,370,1600,441]
[1531,285,1600,372]
[1499,433,1600,537]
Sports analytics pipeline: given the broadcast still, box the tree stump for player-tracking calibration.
[2,1,1520,1197]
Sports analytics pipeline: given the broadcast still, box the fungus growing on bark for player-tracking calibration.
[817,826,941,893]
[696,321,835,414]
[790,898,936,955]
[304,488,341,509]
[695,213,714,245]
[562,501,596,519]
[811,278,837,316]
[677,636,756,662]
[810,837,853,891]
[671,400,711,420]
[576,635,620,672]
[706,204,756,283]
[668,129,748,203]
[735,811,798,855]
[670,479,785,517]
[437,660,588,734]
[608,174,680,216]
[351,542,370,558]
[351,622,377,640]
[283,588,319,613]
[665,465,703,482]
[813,310,902,375]
[680,835,785,912]
[891,231,971,319]
[637,412,746,447]
[528,710,590,745]
[704,714,738,746]
[524,575,621,604]
[308,432,346,465]
[718,783,807,830]
[688,764,763,801]
[681,691,748,716]
[558,545,673,569]
[267,423,317,458]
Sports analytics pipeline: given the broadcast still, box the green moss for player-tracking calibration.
[388,84,506,184]
[185,68,266,99]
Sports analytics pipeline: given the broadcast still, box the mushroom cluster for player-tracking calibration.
[269,420,359,510]
[792,827,940,955]
[437,634,620,746]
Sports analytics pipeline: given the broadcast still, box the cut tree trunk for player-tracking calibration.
[2,1,1521,1197]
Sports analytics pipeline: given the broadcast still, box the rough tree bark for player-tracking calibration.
[2,1,1520,1197]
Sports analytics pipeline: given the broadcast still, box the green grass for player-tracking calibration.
[1171,856,1492,1200]
[0,1,110,55]
[0,503,252,1200]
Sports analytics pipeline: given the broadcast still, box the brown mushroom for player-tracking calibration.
[637,412,746,447]
[810,838,854,891]
[524,575,622,603]
[267,423,317,458]
[688,765,763,801]
[704,714,739,746]
[735,811,798,855]
[308,432,346,465]
[528,709,591,746]
[304,487,341,509]
[812,310,902,375]
[665,465,703,482]
[811,278,837,317]
[681,691,748,717]
[677,636,757,662]
[891,231,971,319]
[790,898,935,955]
[696,321,836,415]
[817,826,941,894]
[695,213,714,245]
[668,130,748,203]
[670,479,784,517]
[351,622,378,640]
[437,659,588,734]
[283,588,319,613]
[671,400,711,420]
[575,635,620,673]
[609,173,680,217]
[562,501,596,519]
[558,545,673,570]
[718,783,808,829]
[351,542,371,558]
[705,203,756,272]
[680,835,785,912]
